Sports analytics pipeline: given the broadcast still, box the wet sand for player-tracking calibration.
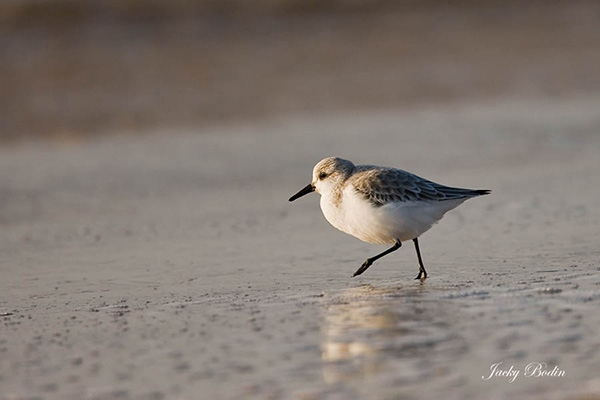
[2,96,600,399]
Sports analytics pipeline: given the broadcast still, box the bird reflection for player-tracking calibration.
[320,284,436,384]
[322,286,406,362]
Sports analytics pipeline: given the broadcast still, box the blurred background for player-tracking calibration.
[1,0,599,143]
[3,2,600,399]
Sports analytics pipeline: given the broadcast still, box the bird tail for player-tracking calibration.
[436,186,491,199]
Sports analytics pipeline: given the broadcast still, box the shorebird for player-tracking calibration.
[289,157,490,279]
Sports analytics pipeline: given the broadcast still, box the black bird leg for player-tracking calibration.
[352,240,402,277]
[413,237,427,280]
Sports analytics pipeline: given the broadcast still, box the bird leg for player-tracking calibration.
[352,240,402,277]
[413,238,427,280]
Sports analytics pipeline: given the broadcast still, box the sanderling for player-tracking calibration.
[289,157,490,280]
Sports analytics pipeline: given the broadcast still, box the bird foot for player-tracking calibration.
[352,260,372,277]
[415,270,428,281]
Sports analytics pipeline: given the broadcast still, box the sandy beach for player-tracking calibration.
[2,1,600,398]
[2,95,600,399]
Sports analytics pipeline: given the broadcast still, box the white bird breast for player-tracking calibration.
[319,185,466,245]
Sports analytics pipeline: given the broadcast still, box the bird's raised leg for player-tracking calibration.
[352,240,402,277]
[413,238,427,280]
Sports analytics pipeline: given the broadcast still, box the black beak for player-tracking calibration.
[289,184,315,202]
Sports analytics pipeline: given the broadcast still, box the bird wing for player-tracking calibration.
[350,167,486,207]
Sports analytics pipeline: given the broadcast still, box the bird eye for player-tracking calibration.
[319,172,328,180]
